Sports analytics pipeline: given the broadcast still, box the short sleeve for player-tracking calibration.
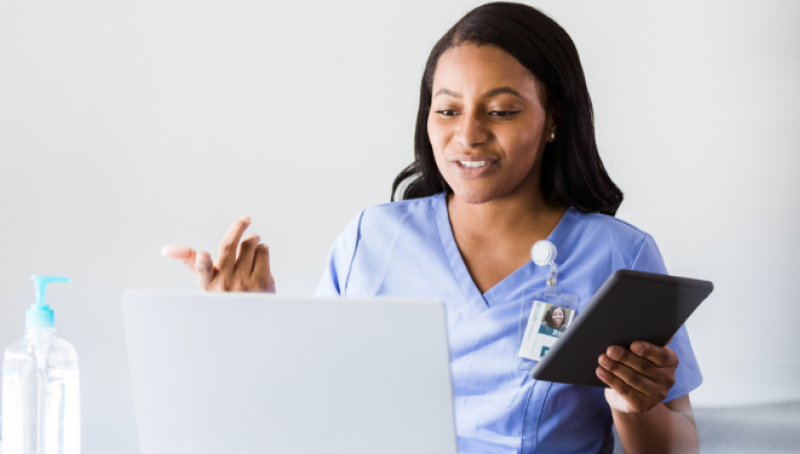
[630,234,703,402]
[314,210,364,297]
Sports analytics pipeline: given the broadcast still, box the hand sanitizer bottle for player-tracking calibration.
[1,276,80,454]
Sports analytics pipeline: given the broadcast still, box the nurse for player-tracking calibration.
[163,3,701,453]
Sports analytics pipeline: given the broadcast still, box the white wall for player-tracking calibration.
[0,0,797,452]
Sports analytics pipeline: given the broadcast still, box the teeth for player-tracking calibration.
[458,161,487,168]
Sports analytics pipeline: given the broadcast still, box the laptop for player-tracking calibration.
[122,292,458,454]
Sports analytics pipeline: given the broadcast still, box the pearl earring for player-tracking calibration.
[550,132,556,139]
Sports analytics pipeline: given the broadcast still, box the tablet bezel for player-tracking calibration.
[530,270,713,387]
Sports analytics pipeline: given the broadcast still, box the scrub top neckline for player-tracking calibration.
[432,192,581,316]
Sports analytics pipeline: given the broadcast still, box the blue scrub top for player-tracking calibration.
[316,193,702,454]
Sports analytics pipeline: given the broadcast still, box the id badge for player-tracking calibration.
[517,288,579,370]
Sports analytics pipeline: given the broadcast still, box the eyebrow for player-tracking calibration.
[434,86,523,99]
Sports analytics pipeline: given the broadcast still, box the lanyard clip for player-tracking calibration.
[531,240,558,298]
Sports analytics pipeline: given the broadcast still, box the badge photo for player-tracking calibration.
[516,289,579,370]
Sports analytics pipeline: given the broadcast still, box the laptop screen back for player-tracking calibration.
[123,292,457,454]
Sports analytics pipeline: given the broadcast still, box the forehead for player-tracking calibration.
[432,44,541,101]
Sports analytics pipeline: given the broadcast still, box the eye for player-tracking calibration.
[489,110,521,117]
[435,110,459,116]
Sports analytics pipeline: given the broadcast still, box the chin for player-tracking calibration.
[451,187,497,204]
[450,181,511,205]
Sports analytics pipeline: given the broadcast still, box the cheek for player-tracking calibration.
[427,116,447,153]
[497,123,541,165]
[427,117,451,168]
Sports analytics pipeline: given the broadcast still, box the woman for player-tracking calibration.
[543,306,567,332]
[162,3,701,453]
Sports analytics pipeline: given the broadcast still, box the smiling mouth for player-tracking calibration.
[451,158,499,179]
[458,160,487,168]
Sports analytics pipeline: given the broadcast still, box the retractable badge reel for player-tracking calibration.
[516,240,580,371]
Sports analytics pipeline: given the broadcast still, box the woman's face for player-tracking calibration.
[427,44,555,204]
[552,308,564,327]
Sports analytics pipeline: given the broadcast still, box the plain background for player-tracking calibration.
[0,0,798,452]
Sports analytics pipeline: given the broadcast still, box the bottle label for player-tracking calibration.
[2,367,24,454]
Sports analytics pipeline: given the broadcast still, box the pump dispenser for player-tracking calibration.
[26,276,70,329]
[2,276,81,454]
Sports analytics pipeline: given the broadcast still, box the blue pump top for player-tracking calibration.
[27,275,71,329]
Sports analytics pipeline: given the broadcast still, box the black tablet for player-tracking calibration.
[530,270,713,387]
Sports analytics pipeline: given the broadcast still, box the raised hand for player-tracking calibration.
[161,216,276,293]
[596,341,679,414]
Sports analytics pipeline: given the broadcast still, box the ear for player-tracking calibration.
[546,103,561,143]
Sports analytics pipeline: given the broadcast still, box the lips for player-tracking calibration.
[458,160,488,168]
[450,156,499,179]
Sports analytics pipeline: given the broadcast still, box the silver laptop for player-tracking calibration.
[122,292,457,454]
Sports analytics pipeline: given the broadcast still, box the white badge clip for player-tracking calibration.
[531,240,558,298]
[518,240,579,368]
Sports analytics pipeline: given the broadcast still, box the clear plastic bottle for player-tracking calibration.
[1,276,80,454]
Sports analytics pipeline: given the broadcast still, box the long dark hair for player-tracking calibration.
[391,2,623,215]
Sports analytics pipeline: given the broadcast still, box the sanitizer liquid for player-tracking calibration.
[2,276,80,454]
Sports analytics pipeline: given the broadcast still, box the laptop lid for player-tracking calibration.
[122,292,457,454]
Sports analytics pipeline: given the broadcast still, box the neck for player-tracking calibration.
[443,172,569,294]
[447,177,565,242]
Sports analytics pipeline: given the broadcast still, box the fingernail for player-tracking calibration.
[240,216,251,223]
[596,368,606,378]
[608,347,621,360]
[632,342,647,354]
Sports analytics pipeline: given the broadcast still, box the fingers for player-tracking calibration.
[252,243,275,292]
[195,251,215,289]
[630,341,678,368]
[235,234,261,277]
[163,217,270,293]
[599,353,665,400]
[163,245,215,290]
[604,344,677,390]
[217,216,252,273]
[599,343,679,414]
[596,366,647,411]
[161,245,198,275]
[605,346,655,375]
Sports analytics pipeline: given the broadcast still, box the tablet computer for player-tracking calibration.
[530,270,713,387]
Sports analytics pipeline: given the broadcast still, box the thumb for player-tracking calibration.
[605,388,633,413]
[195,251,215,289]
[161,245,198,275]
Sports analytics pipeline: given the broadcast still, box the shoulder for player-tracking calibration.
[359,195,438,228]
[329,194,441,262]
[575,211,649,243]
[321,194,445,297]
[351,194,440,243]
[332,195,436,244]
[566,210,661,271]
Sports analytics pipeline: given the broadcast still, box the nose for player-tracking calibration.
[454,110,489,148]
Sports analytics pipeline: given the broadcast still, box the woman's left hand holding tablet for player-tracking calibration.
[160,216,276,293]
[596,341,678,413]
